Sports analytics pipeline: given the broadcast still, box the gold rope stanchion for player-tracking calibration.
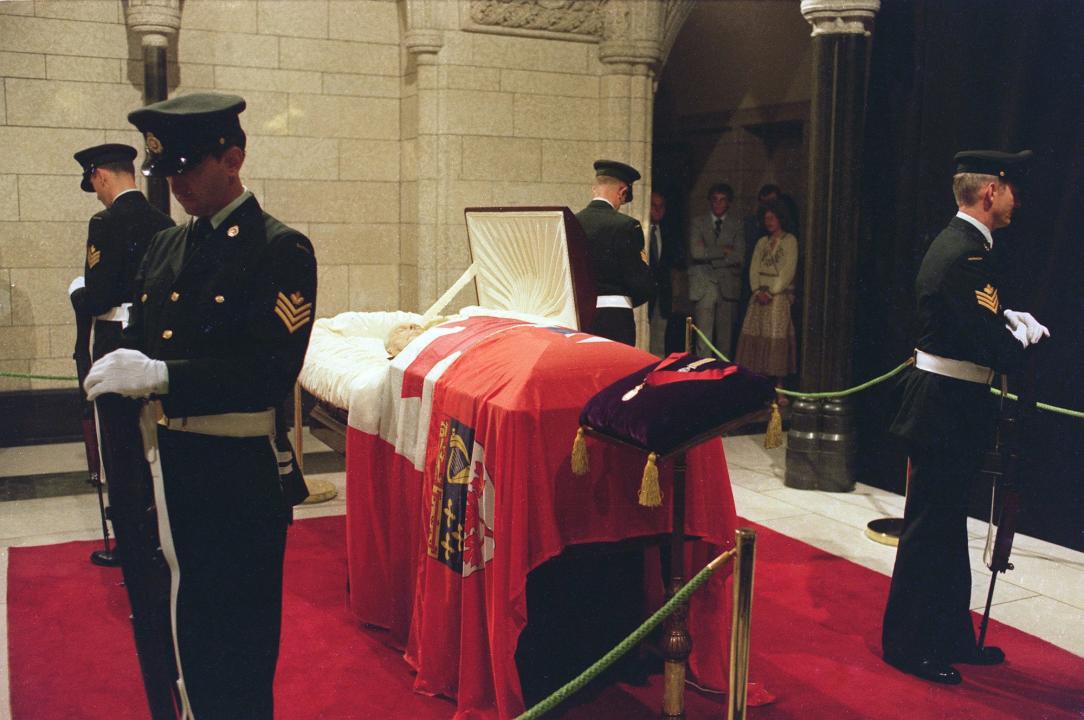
[727,528,756,720]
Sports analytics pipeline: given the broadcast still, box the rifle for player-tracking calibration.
[73,306,118,567]
[977,359,1039,649]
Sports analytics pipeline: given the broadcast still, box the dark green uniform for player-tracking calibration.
[128,194,317,718]
[576,199,655,344]
[71,191,174,360]
[883,216,1025,667]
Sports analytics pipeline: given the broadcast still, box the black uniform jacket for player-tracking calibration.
[648,217,684,318]
[71,191,174,356]
[127,195,317,420]
[890,217,1025,451]
[576,199,656,307]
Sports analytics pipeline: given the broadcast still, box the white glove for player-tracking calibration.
[1006,318,1029,347]
[68,276,85,296]
[84,348,169,401]
[1003,309,1050,345]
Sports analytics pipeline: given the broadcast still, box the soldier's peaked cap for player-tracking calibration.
[953,149,1033,183]
[73,143,137,192]
[127,93,246,177]
[594,160,641,202]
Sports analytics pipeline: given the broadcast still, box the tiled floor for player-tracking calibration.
[1,433,1081,719]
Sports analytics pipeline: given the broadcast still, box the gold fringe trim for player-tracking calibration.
[638,452,662,507]
[571,427,589,476]
[764,402,784,449]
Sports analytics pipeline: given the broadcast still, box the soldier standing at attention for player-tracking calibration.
[69,143,174,567]
[576,160,656,345]
[85,93,317,719]
[882,149,1049,685]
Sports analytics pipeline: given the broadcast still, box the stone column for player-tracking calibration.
[598,0,666,350]
[403,0,447,313]
[786,0,879,492]
[125,0,181,215]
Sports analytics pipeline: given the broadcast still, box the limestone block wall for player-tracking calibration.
[0,0,402,391]
[402,22,609,315]
[0,0,654,395]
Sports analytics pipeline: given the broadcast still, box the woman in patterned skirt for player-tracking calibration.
[735,201,798,401]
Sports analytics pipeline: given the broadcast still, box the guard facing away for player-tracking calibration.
[882,149,1049,685]
[85,92,317,719]
[576,160,656,345]
[69,143,175,568]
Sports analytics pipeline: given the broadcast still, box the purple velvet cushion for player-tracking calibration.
[579,353,776,455]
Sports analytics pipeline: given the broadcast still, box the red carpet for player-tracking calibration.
[8,515,1083,719]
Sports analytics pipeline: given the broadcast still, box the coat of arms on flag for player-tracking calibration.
[426,415,494,577]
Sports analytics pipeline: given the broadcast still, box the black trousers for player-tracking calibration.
[589,307,635,346]
[159,429,290,719]
[882,441,985,663]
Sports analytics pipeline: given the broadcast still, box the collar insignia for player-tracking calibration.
[226,225,240,238]
[975,284,1000,314]
[274,291,312,333]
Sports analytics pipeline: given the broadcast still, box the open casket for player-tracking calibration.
[299,208,745,719]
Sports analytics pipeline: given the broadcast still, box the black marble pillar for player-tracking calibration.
[786,30,872,492]
[142,42,170,215]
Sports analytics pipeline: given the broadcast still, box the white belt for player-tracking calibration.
[596,295,632,309]
[158,407,275,437]
[914,349,995,385]
[95,303,131,324]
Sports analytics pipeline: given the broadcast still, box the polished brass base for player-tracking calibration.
[865,517,904,547]
[302,476,338,504]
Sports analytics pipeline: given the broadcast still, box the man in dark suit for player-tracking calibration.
[69,143,175,568]
[576,160,655,346]
[646,190,685,356]
[883,149,1049,685]
[85,92,316,719]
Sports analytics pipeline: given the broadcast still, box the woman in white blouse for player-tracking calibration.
[735,202,798,399]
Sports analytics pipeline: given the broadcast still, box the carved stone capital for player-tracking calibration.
[800,0,880,36]
[598,0,665,69]
[404,29,444,57]
[125,0,181,40]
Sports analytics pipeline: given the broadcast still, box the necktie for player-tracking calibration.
[649,224,659,268]
[713,217,722,241]
[185,217,212,264]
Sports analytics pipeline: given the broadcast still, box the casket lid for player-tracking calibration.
[462,207,595,331]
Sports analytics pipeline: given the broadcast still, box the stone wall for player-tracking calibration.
[0,0,671,394]
[0,0,403,390]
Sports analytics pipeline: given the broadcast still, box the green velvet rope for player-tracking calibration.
[0,371,78,382]
[690,324,1083,418]
[515,555,727,720]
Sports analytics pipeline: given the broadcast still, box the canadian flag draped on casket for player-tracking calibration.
[302,209,748,719]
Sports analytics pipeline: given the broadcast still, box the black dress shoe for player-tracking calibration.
[955,645,1005,666]
[885,656,962,685]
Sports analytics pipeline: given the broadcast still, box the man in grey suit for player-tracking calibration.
[688,183,743,356]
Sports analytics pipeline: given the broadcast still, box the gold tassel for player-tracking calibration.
[764,401,783,449]
[571,427,589,476]
[638,452,662,507]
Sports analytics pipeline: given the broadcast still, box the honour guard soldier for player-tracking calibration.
[882,149,1049,684]
[576,160,656,346]
[86,92,317,719]
[69,143,175,567]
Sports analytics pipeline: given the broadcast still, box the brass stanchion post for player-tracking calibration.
[727,528,756,720]
[661,452,690,720]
